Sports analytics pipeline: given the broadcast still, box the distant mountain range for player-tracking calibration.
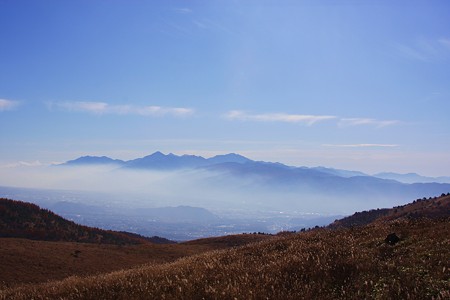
[61,152,450,184]
[60,152,450,212]
[62,155,126,166]
[373,172,450,184]
[60,151,450,184]
[62,152,252,170]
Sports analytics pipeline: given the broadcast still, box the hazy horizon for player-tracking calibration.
[2,150,450,178]
[1,151,449,238]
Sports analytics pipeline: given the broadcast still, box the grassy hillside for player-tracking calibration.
[0,198,169,245]
[1,195,449,299]
[0,198,271,289]
[0,238,180,288]
[0,234,273,289]
[181,233,273,249]
[2,217,448,299]
[329,193,450,228]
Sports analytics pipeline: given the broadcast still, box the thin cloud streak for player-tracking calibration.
[226,111,399,128]
[323,144,399,148]
[339,118,399,128]
[48,101,194,117]
[395,37,450,62]
[0,99,19,111]
[174,8,192,14]
[439,38,450,50]
[1,160,43,168]
[225,110,336,126]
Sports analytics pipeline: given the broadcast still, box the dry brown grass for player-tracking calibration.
[0,233,270,290]
[181,233,273,249]
[2,218,448,299]
[331,194,450,229]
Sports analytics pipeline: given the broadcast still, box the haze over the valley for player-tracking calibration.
[1,152,448,212]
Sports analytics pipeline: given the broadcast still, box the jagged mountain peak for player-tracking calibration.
[208,153,252,164]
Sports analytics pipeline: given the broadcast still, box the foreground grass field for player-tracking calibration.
[0,197,272,289]
[2,218,449,299]
[0,234,272,289]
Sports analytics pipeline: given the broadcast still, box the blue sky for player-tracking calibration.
[1,0,450,176]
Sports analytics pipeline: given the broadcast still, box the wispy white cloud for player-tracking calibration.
[323,144,399,148]
[192,19,234,34]
[225,110,399,128]
[396,37,450,62]
[193,20,207,29]
[225,110,336,126]
[1,160,43,168]
[48,101,194,117]
[396,44,430,61]
[174,8,192,14]
[438,38,450,50]
[0,99,19,111]
[338,118,399,128]
[55,101,108,114]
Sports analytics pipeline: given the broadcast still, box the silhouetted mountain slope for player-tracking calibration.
[0,198,171,244]
[329,193,450,228]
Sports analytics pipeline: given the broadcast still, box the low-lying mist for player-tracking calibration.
[2,163,448,240]
[0,164,387,214]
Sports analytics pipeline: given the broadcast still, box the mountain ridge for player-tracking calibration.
[373,171,450,184]
[57,152,450,209]
[60,152,449,184]
[63,156,125,166]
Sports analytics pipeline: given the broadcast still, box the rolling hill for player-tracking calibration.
[0,198,171,245]
[0,198,268,288]
[329,193,450,228]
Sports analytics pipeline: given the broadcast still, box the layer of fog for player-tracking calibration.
[0,163,414,216]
